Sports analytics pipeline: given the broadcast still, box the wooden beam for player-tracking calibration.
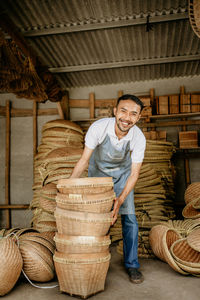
[60,92,70,120]
[0,106,59,117]
[23,12,188,37]
[57,102,65,119]
[139,119,200,128]
[89,93,95,119]
[0,205,29,209]
[5,100,11,229]
[49,54,200,73]
[33,100,38,157]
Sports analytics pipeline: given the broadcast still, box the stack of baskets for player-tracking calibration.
[31,119,87,232]
[53,177,115,298]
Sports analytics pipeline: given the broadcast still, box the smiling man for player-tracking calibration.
[70,94,146,284]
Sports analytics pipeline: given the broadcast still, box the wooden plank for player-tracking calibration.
[139,119,200,128]
[180,94,191,113]
[158,96,169,114]
[169,95,179,114]
[69,98,117,108]
[60,92,70,119]
[150,112,200,119]
[57,102,65,119]
[5,100,11,229]
[191,94,200,112]
[33,101,38,157]
[0,106,59,117]
[0,205,29,209]
[89,93,95,118]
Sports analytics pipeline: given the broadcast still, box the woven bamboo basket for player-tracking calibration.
[187,228,200,252]
[182,199,200,219]
[57,177,113,194]
[39,196,56,213]
[0,237,23,296]
[192,198,200,209]
[53,251,111,298]
[170,238,200,269]
[19,240,54,282]
[56,191,115,213]
[42,119,84,134]
[55,207,112,236]
[54,234,111,253]
[184,182,200,204]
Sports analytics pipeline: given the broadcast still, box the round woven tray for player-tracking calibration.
[184,182,200,204]
[54,234,111,253]
[53,251,110,298]
[170,238,200,269]
[182,199,200,219]
[54,207,112,236]
[42,119,84,134]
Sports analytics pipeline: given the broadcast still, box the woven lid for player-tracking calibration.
[45,147,83,161]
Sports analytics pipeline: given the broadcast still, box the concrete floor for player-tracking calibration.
[5,245,200,300]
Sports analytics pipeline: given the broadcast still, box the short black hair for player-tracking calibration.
[117,94,144,111]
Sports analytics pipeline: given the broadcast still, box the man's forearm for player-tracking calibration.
[118,174,139,203]
[70,158,88,178]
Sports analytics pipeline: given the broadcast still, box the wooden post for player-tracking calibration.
[5,100,11,229]
[57,102,65,119]
[33,100,38,158]
[180,86,185,95]
[60,91,70,120]
[89,93,95,119]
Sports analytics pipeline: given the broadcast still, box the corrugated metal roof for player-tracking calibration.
[0,0,199,88]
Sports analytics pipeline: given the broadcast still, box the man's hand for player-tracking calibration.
[111,197,123,225]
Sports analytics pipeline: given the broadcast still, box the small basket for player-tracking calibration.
[54,207,112,236]
[182,199,200,219]
[53,251,111,298]
[54,234,111,253]
[56,191,115,213]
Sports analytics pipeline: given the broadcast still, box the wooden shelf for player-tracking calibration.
[150,112,200,119]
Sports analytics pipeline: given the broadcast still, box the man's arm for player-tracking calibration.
[111,162,142,224]
[70,146,94,178]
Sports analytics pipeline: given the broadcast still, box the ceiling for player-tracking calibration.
[0,0,200,89]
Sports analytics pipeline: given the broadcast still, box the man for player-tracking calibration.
[70,94,146,284]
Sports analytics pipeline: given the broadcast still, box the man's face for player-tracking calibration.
[113,99,142,133]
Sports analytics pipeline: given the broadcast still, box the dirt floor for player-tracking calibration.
[4,244,200,300]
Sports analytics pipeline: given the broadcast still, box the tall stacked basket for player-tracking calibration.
[53,177,115,298]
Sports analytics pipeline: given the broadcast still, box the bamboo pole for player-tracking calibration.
[5,100,11,229]
[89,93,95,118]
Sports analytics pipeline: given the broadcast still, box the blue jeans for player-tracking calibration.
[121,214,140,269]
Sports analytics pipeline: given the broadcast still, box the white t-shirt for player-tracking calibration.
[85,118,146,163]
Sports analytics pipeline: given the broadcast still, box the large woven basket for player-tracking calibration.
[53,251,111,298]
[0,237,23,296]
[19,240,54,282]
[184,182,200,204]
[54,234,111,253]
[56,191,115,213]
[57,177,113,194]
[171,238,200,270]
[55,207,112,236]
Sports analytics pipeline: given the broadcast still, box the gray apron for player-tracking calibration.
[88,134,135,214]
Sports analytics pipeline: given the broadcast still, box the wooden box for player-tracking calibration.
[157,96,169,114]
[179,131,198,149]
[169,95,179,114]
[180,94,191,113]
[191,94,200,112]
